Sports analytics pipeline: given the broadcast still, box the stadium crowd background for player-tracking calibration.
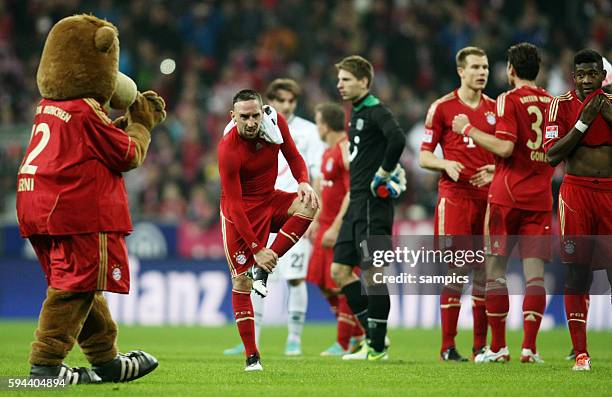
[0,0,611,258]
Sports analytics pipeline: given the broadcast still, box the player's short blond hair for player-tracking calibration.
[456,47,487,68]
[335,55,374,88]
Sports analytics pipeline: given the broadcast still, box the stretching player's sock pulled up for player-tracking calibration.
[269,214,313,257]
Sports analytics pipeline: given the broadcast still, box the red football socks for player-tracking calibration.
[440,287,462,352]
[472,293,487,351]
[522,278,546,352]
[486,279,509,352]
[270,214,313,257]
[565,290,589,355]
[232,289,258,357]
[337,296,354,350]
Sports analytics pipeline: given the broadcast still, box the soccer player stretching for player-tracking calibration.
[306,102,366,356]
[223,79,325,357]
[331,55,406,361]
[544,49,612,371]
[218,90,318,371]
[419,46,495,361]
[452,43,553,363]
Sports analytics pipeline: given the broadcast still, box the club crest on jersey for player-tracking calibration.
[423,128,433,143]
[255,142,263,151]
[356,118,364,131]
[485,111,496,125]
[546,125,558,139]
[326,158,334,172]
[563,240,575,255]
[112,265,122,281]
[234,251,247,265]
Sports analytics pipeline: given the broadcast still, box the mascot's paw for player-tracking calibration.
[92,350,158,383]
[30,364,102,384]
[128,92,166,130]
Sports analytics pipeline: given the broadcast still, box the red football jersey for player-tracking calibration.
[488,86,554,211]
[421,90,496,199]
[543,90,612,152]
[318,136,349,227]
[218,113,308,254]
[16,98,138,237]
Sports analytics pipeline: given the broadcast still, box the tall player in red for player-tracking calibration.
[452,43,553,363]
[544,49,612,371]
[306,102,365,356]
[218,89,318,371]
[419,46,495,361]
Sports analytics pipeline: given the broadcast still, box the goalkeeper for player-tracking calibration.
[331,55,406,361]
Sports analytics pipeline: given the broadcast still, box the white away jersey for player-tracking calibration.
[275,115,324,192]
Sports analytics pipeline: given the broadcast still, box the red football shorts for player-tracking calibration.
[221,190,297,277]
[434,195,488,268]
[485,202,552,260]
[434,195,488,236]
[306,222,338,291]
[29,232,130,293]
[558,174,612,265]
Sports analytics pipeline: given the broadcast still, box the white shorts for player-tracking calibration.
[267,233,311,281]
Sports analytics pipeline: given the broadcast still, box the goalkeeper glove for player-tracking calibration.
[371,165,407,199]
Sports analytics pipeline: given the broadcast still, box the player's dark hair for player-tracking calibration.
[456,46,487,68]
[506,42,541,81]
[265,78,302,101]
[315,102,346,132]
[335,55,374,88]
[573,49,604,70]
[232,89,263,106]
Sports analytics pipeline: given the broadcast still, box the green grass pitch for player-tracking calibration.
[0,321,610,396]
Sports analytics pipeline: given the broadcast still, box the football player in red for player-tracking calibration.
[306,102,366,356]
[544,49,612,371]
[452,43,553,364]
[218,89,318,371]
[419,46,495,361]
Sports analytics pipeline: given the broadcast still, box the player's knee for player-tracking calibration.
[331,263,351,287]
[232,274,253,292]
[565,265,591,292]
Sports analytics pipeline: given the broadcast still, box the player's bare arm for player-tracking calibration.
[321,191,350,248]
[418,149,465,182]
[452,113,515,158]
[547,95,604,166]
[601,95,612,125]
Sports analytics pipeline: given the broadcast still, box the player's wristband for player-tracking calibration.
[574,120,589,133]
[461,123,473,137]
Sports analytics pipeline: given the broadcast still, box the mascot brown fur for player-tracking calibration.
[19,14,166,384]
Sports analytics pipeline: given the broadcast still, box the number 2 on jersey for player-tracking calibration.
[19,122,51,175]
[526,105,543,150]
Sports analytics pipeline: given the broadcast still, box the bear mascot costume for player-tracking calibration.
[15,14,166,384]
